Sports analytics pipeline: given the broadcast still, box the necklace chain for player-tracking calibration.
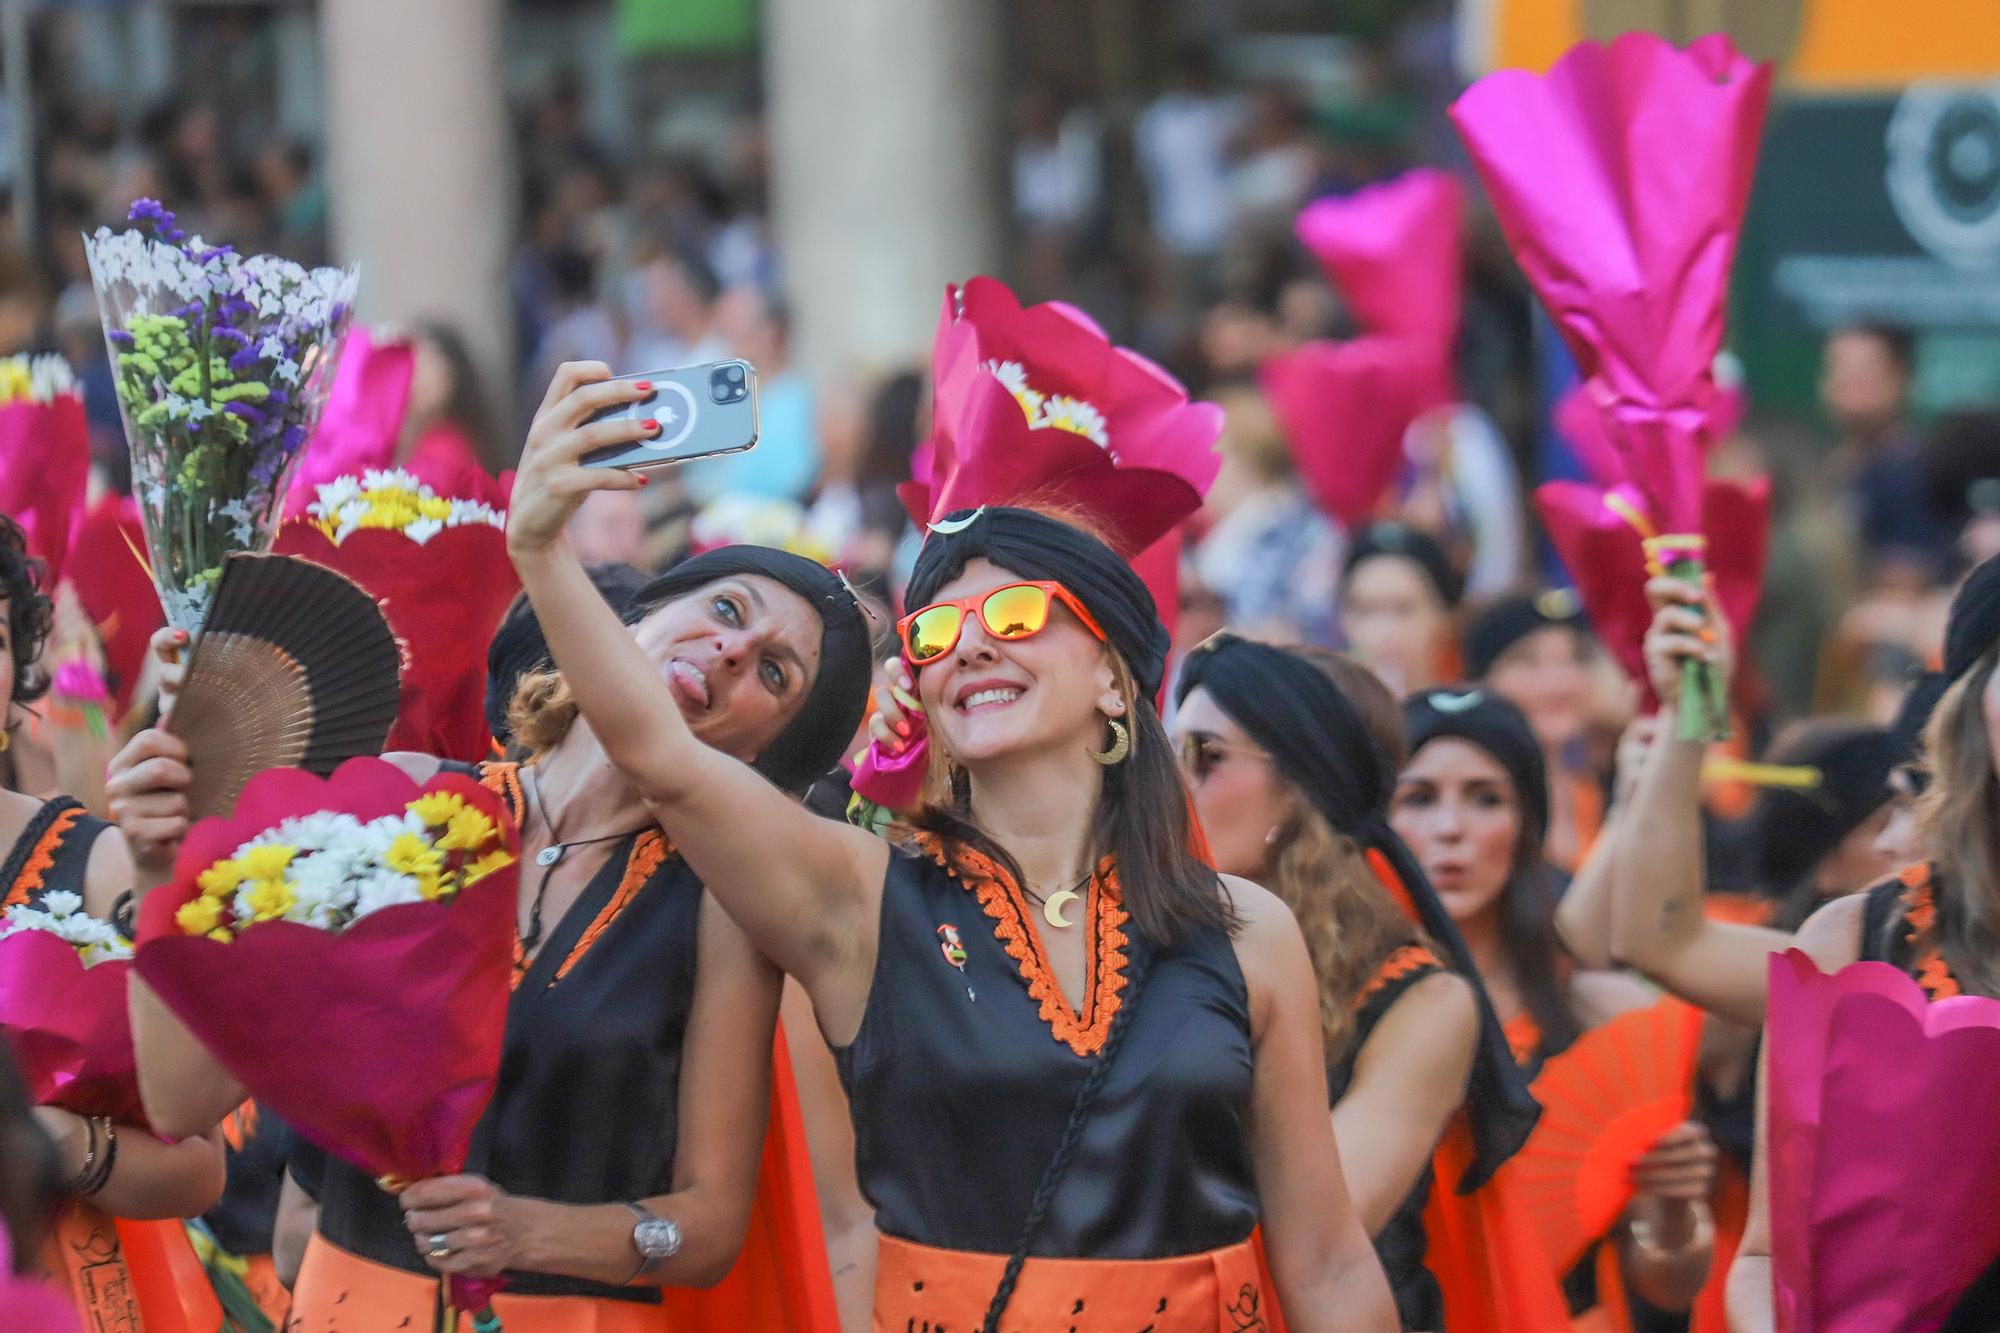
[520,766,651,957]
[1019,868,1093,908]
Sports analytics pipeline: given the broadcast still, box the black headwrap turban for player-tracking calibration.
[1402,688,1551,843]
[1464,587,1588,680]
[906,507,1169,702]
[1177,637,1539,1190]
[628,545,872,794]
[1343,521,1463,609]
[1747,722,1896,892]
[1945,552,2000,684]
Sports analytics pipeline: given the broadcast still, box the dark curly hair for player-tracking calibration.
[0,515,53,705]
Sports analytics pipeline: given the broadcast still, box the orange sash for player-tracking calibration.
[875,1233,1275,1332]
[42,1201,221,1333]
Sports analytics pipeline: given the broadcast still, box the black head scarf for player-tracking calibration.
[629,545,873,793]
[1342,522,1463,609]
[486,563,652,748]
[1177,636,1540,1191]
[1748,722,1897,891]
[1945,552,2000,684]
[906,507,1169,701]
[1402,688,1551,843]
[1465,587,1588,680]
[1890,671,1947,791]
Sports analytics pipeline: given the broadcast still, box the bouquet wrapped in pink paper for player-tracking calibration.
[0,354,90,587]
[275,469,516,760]
[65,492,165,720]
[135,757,518,1318]
[1452,32,1771,739]
[1534,477,1767,707]
[0,890,142,1125]
[1765,949,2000,1331]
[858,276,1222,819]
[1294,168,1462,406]
[280,326,415,514]
[1260,334,1439,531]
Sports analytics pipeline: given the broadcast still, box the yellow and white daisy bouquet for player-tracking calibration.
[302,468,505,546]
[0,891,132,967]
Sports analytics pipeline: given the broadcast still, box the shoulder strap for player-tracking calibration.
[1858,872,1912,964]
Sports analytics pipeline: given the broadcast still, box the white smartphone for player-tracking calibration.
[579,360,760,471]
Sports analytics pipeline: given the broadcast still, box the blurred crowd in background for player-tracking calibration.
[1,0,1997,759]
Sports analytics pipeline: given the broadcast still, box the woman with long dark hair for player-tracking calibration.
[105,494,873,1326]
[1391,687,1719,1323]
[503,363,1394,1330]
[0,513,226,1323]
[1729,553,2000,1328]
[1171,634,1539,1329]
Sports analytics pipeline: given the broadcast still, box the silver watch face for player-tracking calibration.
[634,1215,682,1262]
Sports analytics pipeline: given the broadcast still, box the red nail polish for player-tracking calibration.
[633,381,653,393]
[174,629,189,643]
[641,418,660,432]
[636,476,650,487]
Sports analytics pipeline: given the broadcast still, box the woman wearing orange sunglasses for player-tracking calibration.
[506,375,1394,1333]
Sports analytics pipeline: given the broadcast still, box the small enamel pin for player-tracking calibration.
[937,924,974,1001]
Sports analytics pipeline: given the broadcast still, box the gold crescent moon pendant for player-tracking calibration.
[1042,887,1080,928]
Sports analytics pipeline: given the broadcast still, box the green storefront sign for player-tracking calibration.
[1734,83,2000,416]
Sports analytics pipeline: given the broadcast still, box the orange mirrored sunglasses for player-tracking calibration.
[898,580,1107,666]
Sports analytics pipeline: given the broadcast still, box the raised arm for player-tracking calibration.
[1332,970,1477,1234]
[1609,579,1787,1028]
[507,364,887,1019]
[1557,714,1656,969]
[1230,877,1398,1331]
[1727,891,1867,1331]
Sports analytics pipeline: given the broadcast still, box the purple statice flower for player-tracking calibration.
[107,330,136,348]
[228,345,262,374]
[211,326,251,348]
[221,299,254,321]
[126,197,186,245]
[281,425,308,453]
[249,453,282,488]
[192,245,236,266]
[263,388,290,408]
[223,401,267,428]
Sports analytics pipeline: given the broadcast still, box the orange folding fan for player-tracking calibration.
[1505,996,1705,1275]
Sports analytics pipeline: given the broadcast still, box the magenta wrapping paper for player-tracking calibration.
[0,932,144,1124]
[1766,950,2000,1331]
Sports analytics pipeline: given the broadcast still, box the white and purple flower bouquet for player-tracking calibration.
[85,199,359,628]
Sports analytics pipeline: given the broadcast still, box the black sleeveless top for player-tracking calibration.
[1327,946,1446,1332]
[292,761,704,1302]
[1,795,109,911]
[834,840,1260,1259]
[1857,869,2000,1329]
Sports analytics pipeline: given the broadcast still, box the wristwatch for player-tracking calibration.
[624,1202,683,1277]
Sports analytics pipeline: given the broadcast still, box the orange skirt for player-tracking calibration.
[292,1235,669,1333]
[874,1233,1275,1332]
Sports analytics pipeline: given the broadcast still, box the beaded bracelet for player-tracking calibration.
[81,1117,118,1196]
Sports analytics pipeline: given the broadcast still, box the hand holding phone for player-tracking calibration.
[579,360,761,472]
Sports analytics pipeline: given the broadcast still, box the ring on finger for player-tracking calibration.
[426,1232,452,1261]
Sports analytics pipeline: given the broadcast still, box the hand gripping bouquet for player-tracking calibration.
[0,354,90,586]
[1765,950,2000,1332]
[135,757,518,1322]
[86,198,358,630]
[275,469,516,761]
[862,276,1222,816]
[1451,33,1772,739]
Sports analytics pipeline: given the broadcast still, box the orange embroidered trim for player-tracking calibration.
[4,805,84,910]
[222,1100,259,1151]
[554,831,669,983]
[1504,1011,1543,1068]
[1363,847,1418,923]
[477,760,526,826]
[1900,863,1960,1001]
[1352,944,1441,1012]
[915,833,1130,1058]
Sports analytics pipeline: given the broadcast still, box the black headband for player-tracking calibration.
[1343,521,1462,608]
[1178,635,1539,1191]
[1750,723,1897,891]
[1465,587,1587,680]
[906,507,1169,702]
[1401,687,1550,845]
[1945,552,2000,684]
[631,545,872,793]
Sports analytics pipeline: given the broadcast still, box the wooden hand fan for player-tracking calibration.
[1505,996,1705,1276]
[167,553,402,820]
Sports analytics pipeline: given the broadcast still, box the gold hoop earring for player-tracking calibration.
[1088,717,1130,766]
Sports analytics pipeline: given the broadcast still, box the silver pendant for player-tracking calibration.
[535,845,563,868]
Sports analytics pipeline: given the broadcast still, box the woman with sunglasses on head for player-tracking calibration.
[1171,634,1540,1329]
[507,365,1394,1332]
[104,393,874,1328]
[1391,688,1719,1326]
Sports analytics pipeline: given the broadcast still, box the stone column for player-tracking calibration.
[763,0,1006,381]
[319,0,514,436]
